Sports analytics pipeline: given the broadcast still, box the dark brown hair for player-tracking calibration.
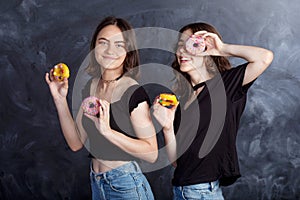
[172,22,231,98]
[85,16,139,78]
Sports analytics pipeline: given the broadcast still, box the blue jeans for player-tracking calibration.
[173,180,224,200]
[90,161,154,200]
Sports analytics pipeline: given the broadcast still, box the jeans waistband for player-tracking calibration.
[90,161,141,181]
[176,180,220,191]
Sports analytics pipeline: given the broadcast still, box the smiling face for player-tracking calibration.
[94,25,127,72]
[176,29,205,73]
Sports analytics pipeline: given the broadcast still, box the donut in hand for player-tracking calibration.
[81,96,101,116]
[159,93,178,108]
[53,63,70,81]
[185,35,206,55]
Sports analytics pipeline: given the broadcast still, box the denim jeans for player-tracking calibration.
[173,180,224,200]
[90,161,154,200]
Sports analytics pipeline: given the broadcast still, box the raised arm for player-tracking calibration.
[152,100,178,166]
[45,71,87,151]
[195,31,274,85]
[221,44,273,85]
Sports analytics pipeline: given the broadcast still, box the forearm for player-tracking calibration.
[54,98,84,151]
[222,43,273,65]
[163,127,177,164]
[102,127,158,163]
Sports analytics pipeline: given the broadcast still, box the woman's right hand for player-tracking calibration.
[45,68,69,102]
[152,96,178,131]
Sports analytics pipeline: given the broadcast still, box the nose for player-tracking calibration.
[177,45,187,55]
[105,43,115,54]
[179,47,185,53]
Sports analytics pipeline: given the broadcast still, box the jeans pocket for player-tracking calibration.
[182,187,201,199]
[109,173,137,193]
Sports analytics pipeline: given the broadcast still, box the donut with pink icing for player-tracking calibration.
[185,35,206,55]
[81,96,101,116]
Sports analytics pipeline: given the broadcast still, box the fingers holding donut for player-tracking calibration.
[193,31,228,56]
[185,34,206,56]
[98,99,110,119]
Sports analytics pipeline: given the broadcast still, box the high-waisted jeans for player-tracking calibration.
[90,161,154,200]
[173,180,224,200]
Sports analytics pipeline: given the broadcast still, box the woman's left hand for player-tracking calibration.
[84,99,112,136]
[193,31,230,57]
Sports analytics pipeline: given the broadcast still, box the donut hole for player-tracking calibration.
[193,43,199,47]
[89,103,95,108]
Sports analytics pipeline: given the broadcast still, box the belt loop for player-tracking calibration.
[132,161,140,173]
[103,173,108,183]
[210,182,214,191]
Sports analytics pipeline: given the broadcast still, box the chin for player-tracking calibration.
[179,63,193,72]
[100,61,119,69]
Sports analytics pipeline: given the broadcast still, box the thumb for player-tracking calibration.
[171,102,179,111]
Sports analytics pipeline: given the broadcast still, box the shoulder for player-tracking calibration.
[116,76,139,94]
[221,63,249,81]
[220,63,255,97]
[119,76,139,88]
[112,76,139,103]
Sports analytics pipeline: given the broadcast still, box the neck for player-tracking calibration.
[188,66,212,86]
[100,68,124,82]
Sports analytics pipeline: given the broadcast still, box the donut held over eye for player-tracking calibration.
[185,35,206,55]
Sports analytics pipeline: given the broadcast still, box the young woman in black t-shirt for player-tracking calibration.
[153,22,273,199]
[45,16,157,200]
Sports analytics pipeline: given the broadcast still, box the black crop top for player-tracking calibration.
[81,79,150,161]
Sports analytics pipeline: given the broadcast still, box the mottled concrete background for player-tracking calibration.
[0,0,299,199]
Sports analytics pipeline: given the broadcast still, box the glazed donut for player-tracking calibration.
[185,35,206,55]
[81,96,101,116]
[53,63,70,81]
[159,93,178,108]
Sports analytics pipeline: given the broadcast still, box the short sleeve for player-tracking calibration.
[128,86,151,114]
[222,62,256,102]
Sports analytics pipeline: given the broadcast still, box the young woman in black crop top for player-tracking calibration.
[45,16,157,200]
[152,22,273,199]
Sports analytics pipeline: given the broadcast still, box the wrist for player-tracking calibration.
[101,127,112,137]
[54,98,68,107]
[163,126,174,135]
[163,127,176,144]
[221,43,233,56]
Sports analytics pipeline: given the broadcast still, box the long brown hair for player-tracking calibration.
[85,16,139,78]
[172,22,231,98]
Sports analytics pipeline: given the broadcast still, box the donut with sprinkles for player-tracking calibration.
[53,63,70,81]
[185,35,206,55]
[81,96,101,116]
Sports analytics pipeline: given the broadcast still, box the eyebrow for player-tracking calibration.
[98,37,125,43]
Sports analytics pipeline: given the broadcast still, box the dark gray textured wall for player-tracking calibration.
[1,0,299,199]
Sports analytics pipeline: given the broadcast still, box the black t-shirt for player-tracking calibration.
[172,63,255,187]
[81,79,150,161]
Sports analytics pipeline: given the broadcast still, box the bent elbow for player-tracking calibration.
[147,151,158,163]
[70,144,83,152]
[263,50,274,66]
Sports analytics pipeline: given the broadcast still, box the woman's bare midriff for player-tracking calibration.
[92,158,130,173]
